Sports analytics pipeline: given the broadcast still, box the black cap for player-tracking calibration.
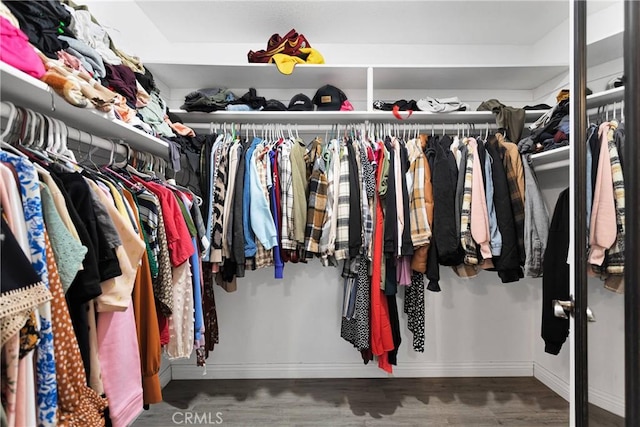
[312,84,347,111]
[262,99,288,111]
[288,93,313,111]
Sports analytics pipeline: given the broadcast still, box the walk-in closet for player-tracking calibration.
[0,1,636,426]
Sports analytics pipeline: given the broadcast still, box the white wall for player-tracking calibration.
[171,262,537,379]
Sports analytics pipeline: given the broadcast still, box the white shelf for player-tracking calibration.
[530,146,570,172]
[173,109,549,126]
[145,63,369,91]
[527,87,625,174]
[587,86,625,109]
[0,62,170,159]
[147,63,569,92]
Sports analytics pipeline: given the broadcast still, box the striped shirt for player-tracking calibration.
[406,138,431,248]
[334,141,351,261]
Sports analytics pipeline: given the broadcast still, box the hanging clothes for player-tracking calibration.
[0,150,58,427]
[542,189,570,355]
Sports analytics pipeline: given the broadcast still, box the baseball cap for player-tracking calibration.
[263,99,288,111]
[288,93,313,111]
[606,76,624,90]
[270,47,325,75]
[312,85,348,111]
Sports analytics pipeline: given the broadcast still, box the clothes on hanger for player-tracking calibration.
[587,119,626,293]
[188,122,551,373]
[542,188,570,355]
[0,111,216,424]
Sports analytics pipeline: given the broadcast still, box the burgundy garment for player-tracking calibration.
[105,64,138,107]
[553,130,568,143]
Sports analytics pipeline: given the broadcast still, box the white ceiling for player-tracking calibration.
[78,0,621,68]
[135,0,569,46]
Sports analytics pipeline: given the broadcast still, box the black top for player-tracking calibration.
[542,188,570,355]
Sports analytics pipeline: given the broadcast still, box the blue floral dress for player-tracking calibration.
[0,150,58,426]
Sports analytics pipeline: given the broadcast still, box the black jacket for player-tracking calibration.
[5,0,73,58]
[346,140,362,258]
[542,189,570,355]
[424,141,441,292]
[432,135,464,266]
[232,140,248,277]
[485,137,522,282]
[399,142,413,256]
[383,138,398,255]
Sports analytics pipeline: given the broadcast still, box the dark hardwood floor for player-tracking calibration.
[131,377,624,426]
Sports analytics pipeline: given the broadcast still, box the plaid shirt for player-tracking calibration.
[406,138,431,248]
[304,159,329,255]
[319,140,339,263]
[497,133,526,264]
[278,140,296,250]
[334,142,351,261]
[254,143,274,269]
[460,139,478,264]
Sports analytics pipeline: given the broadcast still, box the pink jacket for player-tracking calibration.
[589,122,616,266]
[469,138,492,261]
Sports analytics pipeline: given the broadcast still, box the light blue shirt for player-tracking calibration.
[484,151,503,256]
[249,143,278,249]
[243,137,261,257]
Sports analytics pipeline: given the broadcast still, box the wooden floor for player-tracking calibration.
[131,377,624,426]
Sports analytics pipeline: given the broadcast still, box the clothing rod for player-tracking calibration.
[624,0,640,424]
[185,123,507,132]
[171,109,548,125]
[1,102,127,157]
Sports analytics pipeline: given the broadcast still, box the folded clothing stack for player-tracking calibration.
[181,88,238,112]
[518,97,570,154]
[184,85,352,113]
[373,96,469,112]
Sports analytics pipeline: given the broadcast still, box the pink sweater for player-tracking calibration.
[97,301,144,427]
[469,138,492,261]
[589,122,616,266]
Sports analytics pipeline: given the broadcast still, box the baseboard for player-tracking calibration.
[170,361,533,380]
[533,362,570,401]
[533,362,625,418]
[589,385,625,418]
